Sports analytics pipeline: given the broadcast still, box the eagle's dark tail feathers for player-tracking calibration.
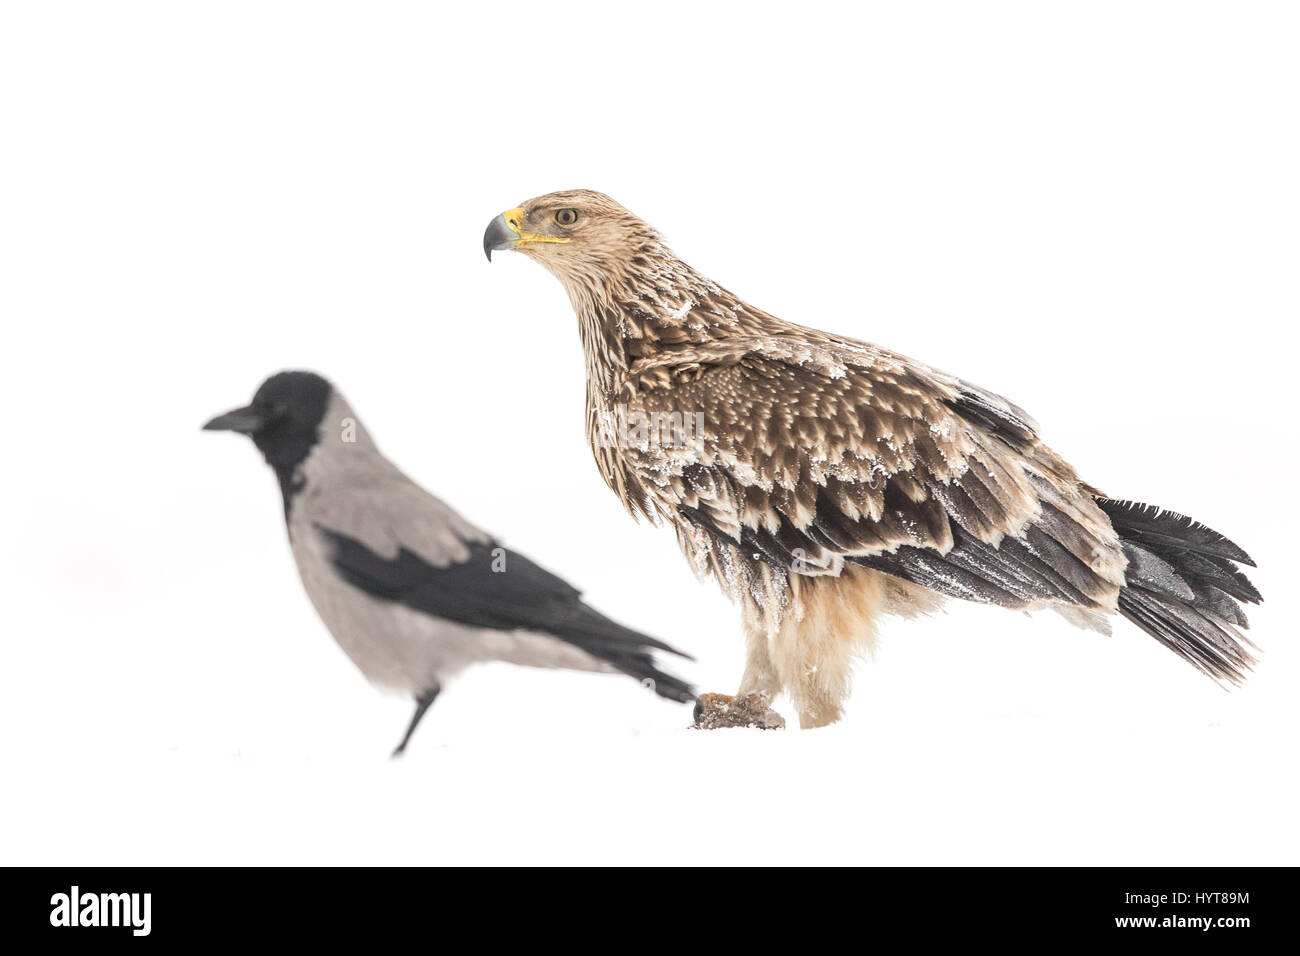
[1097,498,1262,685]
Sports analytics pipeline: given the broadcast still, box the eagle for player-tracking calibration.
[484,190,1262,729]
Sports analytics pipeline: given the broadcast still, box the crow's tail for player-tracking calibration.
[559,602,698,704]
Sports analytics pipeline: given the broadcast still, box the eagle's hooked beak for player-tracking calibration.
[483,207,569,261]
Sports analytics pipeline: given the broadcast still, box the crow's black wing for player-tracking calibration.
[316,525,695,702]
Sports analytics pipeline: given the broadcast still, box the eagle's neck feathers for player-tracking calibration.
[555,240,786,409]
[544,238,777,522]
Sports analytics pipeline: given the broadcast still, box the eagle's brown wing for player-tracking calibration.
[622,334,1128,612]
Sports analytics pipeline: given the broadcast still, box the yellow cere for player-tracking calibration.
[503,207,570,246]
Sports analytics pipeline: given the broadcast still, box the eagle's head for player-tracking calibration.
[483,189,665,287]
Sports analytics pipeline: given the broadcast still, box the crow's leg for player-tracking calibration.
[391,684,441,757]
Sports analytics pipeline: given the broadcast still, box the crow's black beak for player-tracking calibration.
[202,405,265,434]
[483,213,517,262]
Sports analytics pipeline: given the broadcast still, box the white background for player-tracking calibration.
[2,2,1296,865]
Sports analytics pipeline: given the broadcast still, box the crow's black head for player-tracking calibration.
[204,370,334,496]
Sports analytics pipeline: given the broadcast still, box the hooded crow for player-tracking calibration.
[204,371,694,755]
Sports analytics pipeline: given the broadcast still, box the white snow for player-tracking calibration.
[667,300,694,321]
[2,602,1293,866]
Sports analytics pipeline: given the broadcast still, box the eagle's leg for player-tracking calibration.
[793,696,845,730]
[738,605,784,704]
[774,573,875,729]
[781,646,847,730]
[690,601,788,730]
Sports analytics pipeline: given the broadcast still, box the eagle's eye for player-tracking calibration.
[554,208,579,227]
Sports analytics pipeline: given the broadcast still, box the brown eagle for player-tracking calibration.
[484,190,1261,729]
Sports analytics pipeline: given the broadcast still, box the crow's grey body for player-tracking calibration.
[287,392,616,692]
